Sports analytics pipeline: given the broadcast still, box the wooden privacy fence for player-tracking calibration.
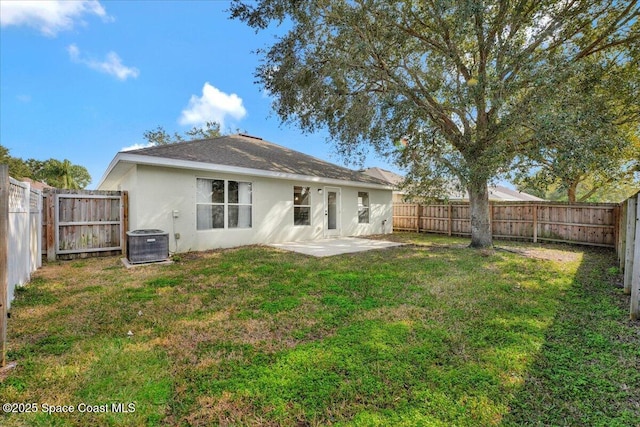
[43,189,128,260]
[394,201,620,248]
[619,192,640,319]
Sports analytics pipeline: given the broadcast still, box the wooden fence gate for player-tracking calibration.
[43,189,128,261]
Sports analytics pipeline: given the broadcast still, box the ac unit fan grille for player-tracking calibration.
[126,230,169,264]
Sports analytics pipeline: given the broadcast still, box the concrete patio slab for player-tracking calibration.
[268,237,404,257]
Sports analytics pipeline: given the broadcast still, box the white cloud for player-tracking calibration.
[67,43,80,58]
[179,82,247,129]
[0,0,110,36]
[121,142,154,152]
[68,44,139,81]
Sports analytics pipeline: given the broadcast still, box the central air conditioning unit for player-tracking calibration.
[126,229,169,264]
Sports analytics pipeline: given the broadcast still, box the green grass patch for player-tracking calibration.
[145,276,184,288]
[12,280,58,306]
[123,287,156,302]
[73,339,171,426]
[33,334,76,356]
[260,296,301,313]
[1,233,637,426]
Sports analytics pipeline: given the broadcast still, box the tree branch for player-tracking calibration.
[574,1,639,60]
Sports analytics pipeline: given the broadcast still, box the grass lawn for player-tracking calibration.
[0,233,638,426]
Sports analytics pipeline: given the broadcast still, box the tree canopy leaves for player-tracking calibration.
[0,145,33,179]
[511,51,640,202]
[143,121,223,145]
[0,145,91,189]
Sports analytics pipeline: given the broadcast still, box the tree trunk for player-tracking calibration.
[468,179,493,248]
[567,181,578,203]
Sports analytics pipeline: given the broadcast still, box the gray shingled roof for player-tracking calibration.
[124,134,388,185]
[361,167,404,186]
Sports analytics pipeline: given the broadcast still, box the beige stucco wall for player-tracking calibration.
[117,164,138,229]
[107,164,392,252]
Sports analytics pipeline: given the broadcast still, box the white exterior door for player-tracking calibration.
[324,187,341,237]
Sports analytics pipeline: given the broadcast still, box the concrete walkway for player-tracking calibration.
[268,237,404,257]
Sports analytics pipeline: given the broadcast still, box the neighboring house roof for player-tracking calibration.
[361,167,404,187]
[487,186,544,202]
[21,177,53,191]
[99,134,391,189]
[361,168,543,201]
[433,185,545,202]
[432,185,544,202]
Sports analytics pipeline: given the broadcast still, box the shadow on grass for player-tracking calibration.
[503,248,640,426]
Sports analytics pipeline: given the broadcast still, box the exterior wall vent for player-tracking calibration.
[126,229,169,264]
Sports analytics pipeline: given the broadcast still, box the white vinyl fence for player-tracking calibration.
[7,177,42,308]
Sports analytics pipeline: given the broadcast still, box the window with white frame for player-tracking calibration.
[197,178,252,230]
[293,186,311,225]
[358,192,370,224]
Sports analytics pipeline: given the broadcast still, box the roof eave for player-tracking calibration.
[97,152,127,189]
[99,153,393,190]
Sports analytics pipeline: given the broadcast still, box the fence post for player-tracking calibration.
[447,202,452,236]
[23,181,31,283]
[35,189,42,269]
[630,194,640,320]
[618,202,627,270]
[121,191,128,257]
[532,204,538,243]
[624,196,637,295]
[0,165,9,367]
[46,193,56,262]
[489,202,494,238]
[613,204,619,261]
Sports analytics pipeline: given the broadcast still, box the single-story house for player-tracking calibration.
[361,167,544,202]
[98,134,393,253]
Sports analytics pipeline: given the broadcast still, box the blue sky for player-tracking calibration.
[0,0,400,188]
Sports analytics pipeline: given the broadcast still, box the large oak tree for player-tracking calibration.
[512,55,640,203]
[231,0,639,247]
